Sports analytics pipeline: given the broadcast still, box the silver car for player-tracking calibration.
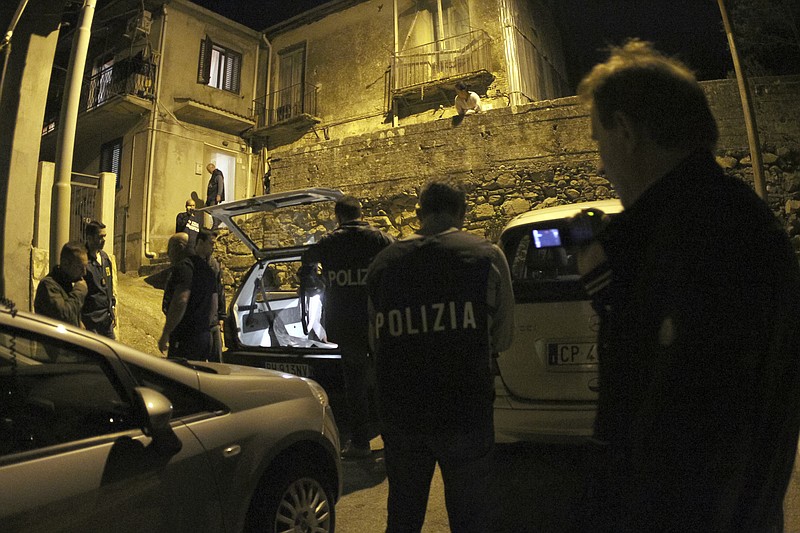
[0,301,341,532]
[494,199,623,442]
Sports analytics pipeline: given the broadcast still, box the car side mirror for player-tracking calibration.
[134,386,182,456]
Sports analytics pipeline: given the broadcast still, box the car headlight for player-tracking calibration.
[301,378,329,408]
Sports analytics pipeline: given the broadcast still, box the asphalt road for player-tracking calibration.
[116,272,800,532]
[336,439,587,533]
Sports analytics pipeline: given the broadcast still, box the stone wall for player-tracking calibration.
[216,76,800,293]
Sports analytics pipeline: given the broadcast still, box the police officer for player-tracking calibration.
[366,181,514,532]
[301,195,393,458]
[82,220,116,338]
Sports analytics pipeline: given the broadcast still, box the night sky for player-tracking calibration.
[187,0,774,89]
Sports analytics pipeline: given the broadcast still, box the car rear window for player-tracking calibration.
[501,222,589,303]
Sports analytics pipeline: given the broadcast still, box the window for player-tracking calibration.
[503,223,587,304]
[198,36,241,93]
[125,363,220,419]
[276,44,306,121]
[0,326,136,455]
[100,138,123,190]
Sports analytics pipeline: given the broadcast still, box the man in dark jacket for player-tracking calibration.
[206,163,225,230]
[158,232,216,360]
[81,220,116,338]
[301,195,393,458]
[574,39,800,532]
[366,181,514,532]
[175,198,201,250]
[34,241,88,327]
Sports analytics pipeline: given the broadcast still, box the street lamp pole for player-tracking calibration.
[52,0,96,265]
[717,0,767,200]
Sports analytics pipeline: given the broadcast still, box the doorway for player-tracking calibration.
[206,150,235,204]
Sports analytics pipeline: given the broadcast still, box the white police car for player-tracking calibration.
[493,199,623,442]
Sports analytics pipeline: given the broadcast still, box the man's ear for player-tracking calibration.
[611,110,642,153]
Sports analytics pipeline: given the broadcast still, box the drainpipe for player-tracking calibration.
[261,33,272,124]
[392,0,399,127]
[499,0,521,107]
[0,0,30,107]
[260,33,272,195]
[143,4,167,258]
[52,0,96,267]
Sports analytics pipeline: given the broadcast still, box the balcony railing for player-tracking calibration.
[253,82,319,128]
[83,55,156,111]
[391,29,492,92]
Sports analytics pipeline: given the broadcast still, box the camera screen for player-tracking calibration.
[532,228,562,249]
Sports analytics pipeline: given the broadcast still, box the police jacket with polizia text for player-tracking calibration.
[302,220,393,348]
[367,229,514,435]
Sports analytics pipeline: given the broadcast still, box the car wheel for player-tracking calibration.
[247,461,336,533]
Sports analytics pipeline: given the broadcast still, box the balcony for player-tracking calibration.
[83,55,155,111]
[390,29,495,115]
[249,82,320,149]
[40,55,156,158]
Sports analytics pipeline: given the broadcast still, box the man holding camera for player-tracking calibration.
[574,40,800,531]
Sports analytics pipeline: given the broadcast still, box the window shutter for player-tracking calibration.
[197,36,213,84]
[225,50,241,93]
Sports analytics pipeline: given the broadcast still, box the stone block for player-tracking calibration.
[474,203,495,220]
[502,198,531,216]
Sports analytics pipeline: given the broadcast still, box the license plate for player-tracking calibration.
[547,343,598,366]
[264,361,312,377]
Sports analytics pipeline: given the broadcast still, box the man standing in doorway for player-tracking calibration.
[81,220,116,338]
[206,163,225,229]
[301,196,393,458]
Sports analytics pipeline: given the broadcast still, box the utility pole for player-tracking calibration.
[52,0,96,265]
[717,0,767,200]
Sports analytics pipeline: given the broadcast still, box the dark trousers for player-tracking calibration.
[341,343,372,448]
[383,426,495,533]
[168,333,210,361]
[209,325,222,362]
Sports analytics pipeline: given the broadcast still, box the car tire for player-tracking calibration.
[246,460,336,533]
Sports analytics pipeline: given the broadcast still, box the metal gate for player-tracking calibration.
[70,172,99,241]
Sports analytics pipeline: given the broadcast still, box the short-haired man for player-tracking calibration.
[158,232,216,360]
[574,40,800,531]
[301,195,393,458]
[81,220,116,338]
[34,241,89,327]
[366,181,514,532]
[195,229,226,362]
[454,81,481,116]
[175,198,201,250]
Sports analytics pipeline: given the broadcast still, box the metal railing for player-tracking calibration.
[253,82,319,128]
[83,55,156,111]
[70,172,99,241]
[391,29,492,92]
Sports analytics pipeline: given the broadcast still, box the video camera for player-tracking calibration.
[532,208,608,249]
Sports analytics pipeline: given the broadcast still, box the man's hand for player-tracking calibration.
[576,241,608,276]
[158,333,169,354]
